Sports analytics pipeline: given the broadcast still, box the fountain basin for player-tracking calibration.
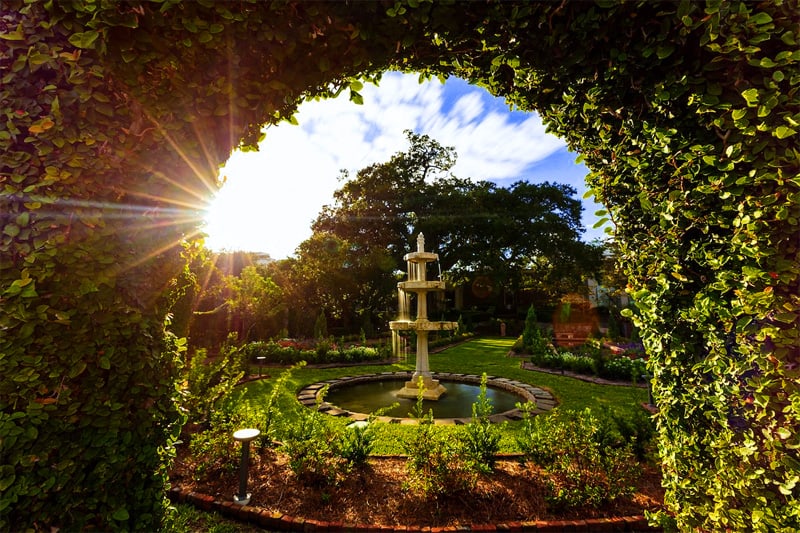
[389,319,458,331]
[297,372,557,425]
[404,251,439,262]
[397,280,447,292]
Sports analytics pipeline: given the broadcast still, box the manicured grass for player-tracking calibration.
[234,337,649,455]
[165,503,263,533]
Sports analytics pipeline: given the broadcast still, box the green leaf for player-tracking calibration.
[0,468,14,492]
[112,508,130,521]
[69,361,87,378]
[741,88,759,106]
[0,30,24,41]
[4,223,20,237]
[67,31,100,49]
[656,44,675,59]
[774,312,798,324]
[774,126,796,139]
[350,90,364,105]
[750,12,773,25]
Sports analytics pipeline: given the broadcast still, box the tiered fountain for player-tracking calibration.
[389,234,457,400]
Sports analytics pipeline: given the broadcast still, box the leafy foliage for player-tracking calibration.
[2,0,798,530]
[518,407,642,509]
[239,339,387,365]
[181,338,247,426]
[463,374,502,473]
[279,388,347,486]
[401,379,476,497]
[521,304,549,355]
[311,131,599,310]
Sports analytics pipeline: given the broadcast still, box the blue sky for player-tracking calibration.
[203,72,606,259]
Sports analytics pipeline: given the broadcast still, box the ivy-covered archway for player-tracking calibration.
[2,1,798,530]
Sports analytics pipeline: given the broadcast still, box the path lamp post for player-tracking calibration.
[256,356,265,377]
[233,428,260,505]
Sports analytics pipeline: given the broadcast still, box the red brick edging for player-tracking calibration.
[168,487,660,532]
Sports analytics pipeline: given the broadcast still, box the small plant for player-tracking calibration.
[522,305,548,355]
[279,386,345,486]
[261,362,304,447]
[182,334,247,426]
[189,393,257,479]
[335,402,396,469]
[336,421,374,467]
[518,408,641,509]
[601,354,648,382]
[609,405,656,460]
[402,377,475,497]
[463,373,502,473]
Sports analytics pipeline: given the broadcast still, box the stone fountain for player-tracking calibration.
[390,234,457,400]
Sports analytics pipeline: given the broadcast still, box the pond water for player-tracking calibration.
[324,379,523,419]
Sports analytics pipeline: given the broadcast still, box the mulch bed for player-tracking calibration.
[170,445,664,528]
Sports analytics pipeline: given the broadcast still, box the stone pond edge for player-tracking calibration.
[296,371,558,424]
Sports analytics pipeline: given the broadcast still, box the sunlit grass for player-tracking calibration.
[234,337,649,455]
[166,503,262,533]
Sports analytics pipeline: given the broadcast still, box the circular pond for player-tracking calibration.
[297,372,557,424]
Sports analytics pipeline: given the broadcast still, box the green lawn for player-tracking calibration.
[234,337,649,455]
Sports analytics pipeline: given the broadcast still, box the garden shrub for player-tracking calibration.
[518,407,640,509]
[239,339,385,366]
[279,387,345,486]
[336,419,378,469]
[181,337,247,426]
[600,355,648,383]
[522,305,549,355]
[188,394,255,479]
[463,373,502,473]
[531,343,648,384]
[402,379,475,497]
[261,363,305,447]
[609,406,657,462]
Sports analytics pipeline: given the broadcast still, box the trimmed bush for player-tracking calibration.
[517,407,641,509]
[240,340,386,366]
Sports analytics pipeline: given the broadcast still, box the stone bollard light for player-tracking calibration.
[233,428,260,506]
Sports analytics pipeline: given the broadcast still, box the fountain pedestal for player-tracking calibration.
[397,375,447,400]
[390,234,456,401]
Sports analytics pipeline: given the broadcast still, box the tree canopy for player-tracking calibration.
[304,131,599,330]
[2,1,798,530]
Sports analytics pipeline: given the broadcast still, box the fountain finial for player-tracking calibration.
[416,233,425,253]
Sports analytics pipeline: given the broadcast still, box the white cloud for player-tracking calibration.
[203,72,575,258]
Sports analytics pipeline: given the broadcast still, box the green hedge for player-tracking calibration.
[3,1,798,530]
[240,341,387,366]
[531,350,647,383]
